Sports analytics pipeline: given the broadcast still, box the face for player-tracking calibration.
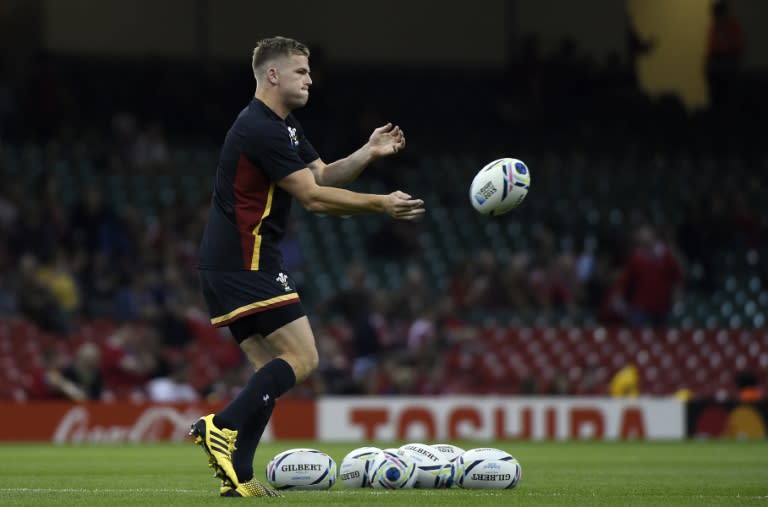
[273,54,312,110]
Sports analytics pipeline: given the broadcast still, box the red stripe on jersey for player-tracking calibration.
[233,154,270,270]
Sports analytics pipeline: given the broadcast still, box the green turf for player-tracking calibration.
[0,440,766,506]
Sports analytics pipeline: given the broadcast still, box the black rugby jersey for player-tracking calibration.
[198,98,319,272]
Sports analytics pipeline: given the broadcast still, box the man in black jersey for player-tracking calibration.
[189,36,425,497]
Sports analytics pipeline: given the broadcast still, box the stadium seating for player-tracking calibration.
[1,315,765,401]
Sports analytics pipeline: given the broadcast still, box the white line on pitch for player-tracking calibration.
[0,488,203,494]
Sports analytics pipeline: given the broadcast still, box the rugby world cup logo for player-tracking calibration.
[501,161,529,201]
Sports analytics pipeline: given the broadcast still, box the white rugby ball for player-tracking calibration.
[469,157,531,216]
[460,447,514,461]
[457,458,522,489]
[339,446,382,488]
[397,443,454,488]
[266,448,337,490]
[431,443,466,462]
[367,449,417,489]
[455,447,521,490]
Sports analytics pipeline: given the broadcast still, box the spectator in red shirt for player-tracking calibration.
[100,322,164,400]
[613,225,684,327]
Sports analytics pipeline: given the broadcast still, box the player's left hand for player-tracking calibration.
[368,123,406,158]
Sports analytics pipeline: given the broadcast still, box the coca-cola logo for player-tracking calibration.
[53,406,206,444]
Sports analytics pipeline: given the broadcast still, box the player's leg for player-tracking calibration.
[192,270,308,496]
[214,305,314,430]
[224,318,319,487]
[261,315,319,382]
[229,335,276,484]
[218,315,318,497]
[240,334,277,369]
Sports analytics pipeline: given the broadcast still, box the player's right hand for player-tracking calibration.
[385,191,425,220]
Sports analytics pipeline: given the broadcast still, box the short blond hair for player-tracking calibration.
[252,36,310,78]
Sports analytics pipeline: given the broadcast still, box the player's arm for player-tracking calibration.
[278,167,424,220]
[308,123,406,187]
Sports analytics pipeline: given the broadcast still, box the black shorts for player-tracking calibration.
[199,269,305,343]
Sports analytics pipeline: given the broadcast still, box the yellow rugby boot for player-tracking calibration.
[189,414,239,489]
[220,478,282,497]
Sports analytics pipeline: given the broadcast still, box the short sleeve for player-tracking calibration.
[290,116,320,164]
[243,121,308,181]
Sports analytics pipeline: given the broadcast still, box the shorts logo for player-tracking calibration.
[276,272,292,292]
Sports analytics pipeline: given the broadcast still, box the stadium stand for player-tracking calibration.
[0,50,765,403]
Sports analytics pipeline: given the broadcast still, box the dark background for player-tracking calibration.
[0,0,765,402]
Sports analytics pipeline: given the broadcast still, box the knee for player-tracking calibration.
[300,346,320,381]
[285,346,319,383]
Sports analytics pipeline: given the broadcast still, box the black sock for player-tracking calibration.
[215,357,295,430]
[232,398,275,482]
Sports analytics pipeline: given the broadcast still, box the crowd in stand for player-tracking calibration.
[0,26,765,402]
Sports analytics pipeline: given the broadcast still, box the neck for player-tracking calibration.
[255,90,289,119]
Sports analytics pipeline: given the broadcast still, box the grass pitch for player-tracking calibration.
[0,440,766,506]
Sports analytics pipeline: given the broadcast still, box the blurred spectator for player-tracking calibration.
[113,270,160,322]
[390,264,434,322]
[80,252,120,318]
[433,293,468,344]
[735,371,763,403]
[70,186,129,260]
[146,361,199,403]
[530,252,580,316]
[499,253,536,313]
[203,363,252,403]
[405,303,437,370]
[13,253,69,334]
[100,323,165,400]
[612,225,684,327]
[449,256,475,311]
[609,363,640,398]
[457,249,506,311]
[34,249,80,334]
[314,328,358,394]
[48,342,103,401]
[374,355,419,395]
[323,261,381,378]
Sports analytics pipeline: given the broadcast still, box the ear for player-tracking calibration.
[267,68,278,85]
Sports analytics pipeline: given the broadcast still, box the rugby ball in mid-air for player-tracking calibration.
[431,443,466,462]
[339,446,382,488]
[455,447,522,490]
[265,448,337,490]
[469,157,531,216]
[397,443,454,488]
[367,449,417,489]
